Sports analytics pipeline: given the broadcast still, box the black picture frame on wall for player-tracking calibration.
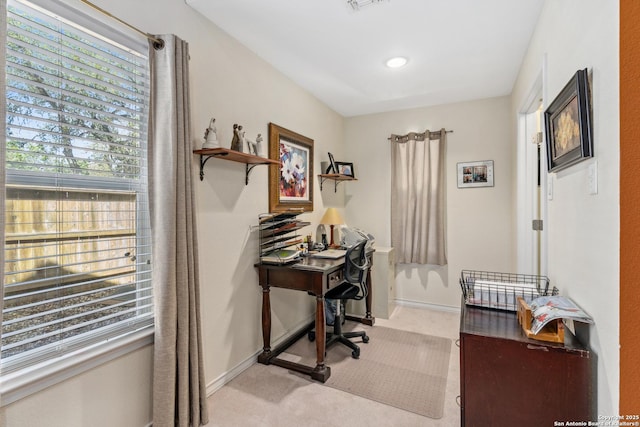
[544,68,593,173]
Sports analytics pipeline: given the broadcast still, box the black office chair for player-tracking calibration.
[310,239,370,358]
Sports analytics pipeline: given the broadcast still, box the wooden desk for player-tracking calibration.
[459,303,593,426]
[256,254,375,382]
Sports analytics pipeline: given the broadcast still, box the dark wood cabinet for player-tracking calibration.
[459,303,593,427]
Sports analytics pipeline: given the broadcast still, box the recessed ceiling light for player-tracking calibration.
[386,56,408,68]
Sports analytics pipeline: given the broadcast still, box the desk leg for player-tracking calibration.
[363,272,375,325]
[310,295,331,382]
[257,285,272,364]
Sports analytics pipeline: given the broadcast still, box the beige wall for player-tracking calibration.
[344,96,516,309]
[1,346,154,427]
[1,0,621,425]
[511,0,619,415]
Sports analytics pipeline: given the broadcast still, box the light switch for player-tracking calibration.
[587,161,598,195]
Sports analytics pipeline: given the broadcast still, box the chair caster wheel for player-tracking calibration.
[351,349,360,359]
[362,335,370,344]
[308,331,315,342]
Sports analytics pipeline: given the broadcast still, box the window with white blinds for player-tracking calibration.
[3,0,152,375]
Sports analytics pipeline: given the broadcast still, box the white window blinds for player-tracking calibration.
[3,0,152,374]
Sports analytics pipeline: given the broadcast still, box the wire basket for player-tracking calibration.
[460,270,558,312]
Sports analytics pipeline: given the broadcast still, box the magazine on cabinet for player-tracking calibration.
[529,296,594,335]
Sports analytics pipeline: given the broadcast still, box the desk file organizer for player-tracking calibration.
[258,212,310,264]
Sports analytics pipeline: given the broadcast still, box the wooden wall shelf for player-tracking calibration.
[193,147,279,184]
[318,174,357,192]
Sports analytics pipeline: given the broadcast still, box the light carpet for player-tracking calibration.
[282,324,452,419]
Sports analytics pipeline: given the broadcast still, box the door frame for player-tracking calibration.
[516,61,548,277]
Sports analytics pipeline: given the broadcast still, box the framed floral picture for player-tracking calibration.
[544,68,593,172]
[268,123,314,212]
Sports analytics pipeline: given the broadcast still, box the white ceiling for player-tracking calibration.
[186,0,544,117]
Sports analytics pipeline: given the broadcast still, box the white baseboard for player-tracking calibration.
[205,315,315,396]
[394,298,461,314]
[205,348,259,396]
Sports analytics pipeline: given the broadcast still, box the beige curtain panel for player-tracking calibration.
[390,129,447,265]
[149,35,209,427]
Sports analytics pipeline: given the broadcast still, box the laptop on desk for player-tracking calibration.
[310,249,347,259]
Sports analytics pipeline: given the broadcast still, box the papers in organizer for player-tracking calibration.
[529,296,594,335]
[261,249,301,264]
[311,249,346,259]
[469,279,538,309]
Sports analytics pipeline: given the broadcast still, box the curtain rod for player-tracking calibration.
[388,129,453,142]
[78,0,164,49]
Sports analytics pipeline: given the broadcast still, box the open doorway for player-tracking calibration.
[516,75,548,277]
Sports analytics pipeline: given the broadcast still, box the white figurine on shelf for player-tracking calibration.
[255,133,264,157]
[247,138,257,156]
[202,117,220,149]
[247,133,263,156]
[230,123,243,152]
[238,125,246,152]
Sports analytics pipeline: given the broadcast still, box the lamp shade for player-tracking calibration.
[320,208,344,225]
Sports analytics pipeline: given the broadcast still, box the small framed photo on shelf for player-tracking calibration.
[457,160,494,188]
[327,152,337,174]
[335,161,355,178]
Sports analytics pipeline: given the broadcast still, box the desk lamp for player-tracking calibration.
[320,208,344,249]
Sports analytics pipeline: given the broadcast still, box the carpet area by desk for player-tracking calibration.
[281,325,452,419]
